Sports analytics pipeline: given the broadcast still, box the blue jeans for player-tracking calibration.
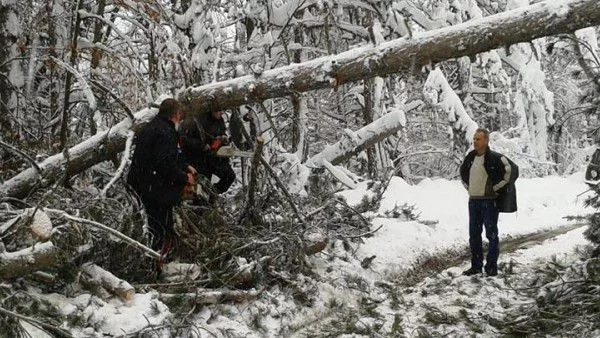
[468,199,499,271]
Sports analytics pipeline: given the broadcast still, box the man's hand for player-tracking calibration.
[186,165,197,176]
[182,172,197,200]
[218,135,230,146]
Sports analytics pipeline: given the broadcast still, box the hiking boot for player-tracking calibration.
[462,267,482,276]
[485,266,498,277]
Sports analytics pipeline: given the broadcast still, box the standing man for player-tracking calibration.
[127,98,195,261]
[460,128,516,277]
[181,110,236,203]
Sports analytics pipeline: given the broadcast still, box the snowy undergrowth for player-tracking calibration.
[21,173,592,337]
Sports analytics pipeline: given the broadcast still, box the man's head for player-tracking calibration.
[158,98,183,126]
[473,128,489,155]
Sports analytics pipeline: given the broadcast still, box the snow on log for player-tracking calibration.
[306,111,406,167]
[180,0,600,114]
[321,159,358,189]
[80,263,135,301]
[161,262,202,282]
[0,242,88,279]
[0,109,155,199]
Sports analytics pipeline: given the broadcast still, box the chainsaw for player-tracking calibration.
[215,145,254,158]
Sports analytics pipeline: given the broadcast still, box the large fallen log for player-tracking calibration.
[179,0,600,113]
[2,0,600,198]
[0,109,154,199]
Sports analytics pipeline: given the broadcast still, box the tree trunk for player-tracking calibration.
[3,0,600,198]
[59,0,84,150]
[0,4,16,140]
[180,0,600,115]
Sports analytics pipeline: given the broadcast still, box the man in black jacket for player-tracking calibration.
[181,110,236,203]
[127,98,195,258]
[459,128,517,277]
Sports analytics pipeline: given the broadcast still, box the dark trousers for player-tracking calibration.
[198,158,235,194]
[143,201,175,251]
[468,199,499,271]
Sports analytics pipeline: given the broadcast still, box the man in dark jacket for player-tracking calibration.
[459,128,517,277]
[127,98,195,258]
[181,110,236,202]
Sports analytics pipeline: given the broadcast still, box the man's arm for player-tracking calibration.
[492,156,512,192]
[181,119,210,156]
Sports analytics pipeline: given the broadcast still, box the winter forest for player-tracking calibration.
[2,0,600,336]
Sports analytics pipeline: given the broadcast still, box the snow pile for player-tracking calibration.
[338,172,591,273]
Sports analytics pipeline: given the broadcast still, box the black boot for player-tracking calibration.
[462,267,482,276]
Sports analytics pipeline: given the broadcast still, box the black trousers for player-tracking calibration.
[143,200,175,251]
[197,158,235,194]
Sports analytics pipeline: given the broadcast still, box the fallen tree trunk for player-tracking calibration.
[306,111,405,166]
[80,263,135,301]
[0,109,154,199]
[0,242,90,279]
[179,0,600,113]
[2,0,600,198]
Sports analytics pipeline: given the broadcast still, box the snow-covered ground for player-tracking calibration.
[25,173,594,337]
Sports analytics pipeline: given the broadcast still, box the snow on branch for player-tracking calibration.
[100,130,135,198]
[423,67,478,143]
[50,56,97,111]
[306,110,406,167]
[181,0,600,116]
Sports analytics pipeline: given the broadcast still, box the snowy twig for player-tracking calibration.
[89,78,135,120]
[45,208,160,259]
[0,140,42,175]
[100,130,135,197]
[259,155,307,226]
[49,56,97,111]
[340,224,383,239]
[0,305,73,338]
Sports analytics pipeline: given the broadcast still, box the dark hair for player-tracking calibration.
[475,128,489,139]
[158,98,181,118]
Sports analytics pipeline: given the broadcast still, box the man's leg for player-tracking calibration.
[144,203,168,251]
[467,199,485,273]
[213,161,235,194]
[161,206,177,260]
[483,200,500,275]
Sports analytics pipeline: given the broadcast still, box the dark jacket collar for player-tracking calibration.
[156,114,176,129]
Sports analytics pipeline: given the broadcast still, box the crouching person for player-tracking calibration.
[181,109,235,204]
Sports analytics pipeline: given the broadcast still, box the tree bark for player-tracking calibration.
[179,0,600,115]
[2,0,600,198]
[0,242,88,279]
[80,263,135,301]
